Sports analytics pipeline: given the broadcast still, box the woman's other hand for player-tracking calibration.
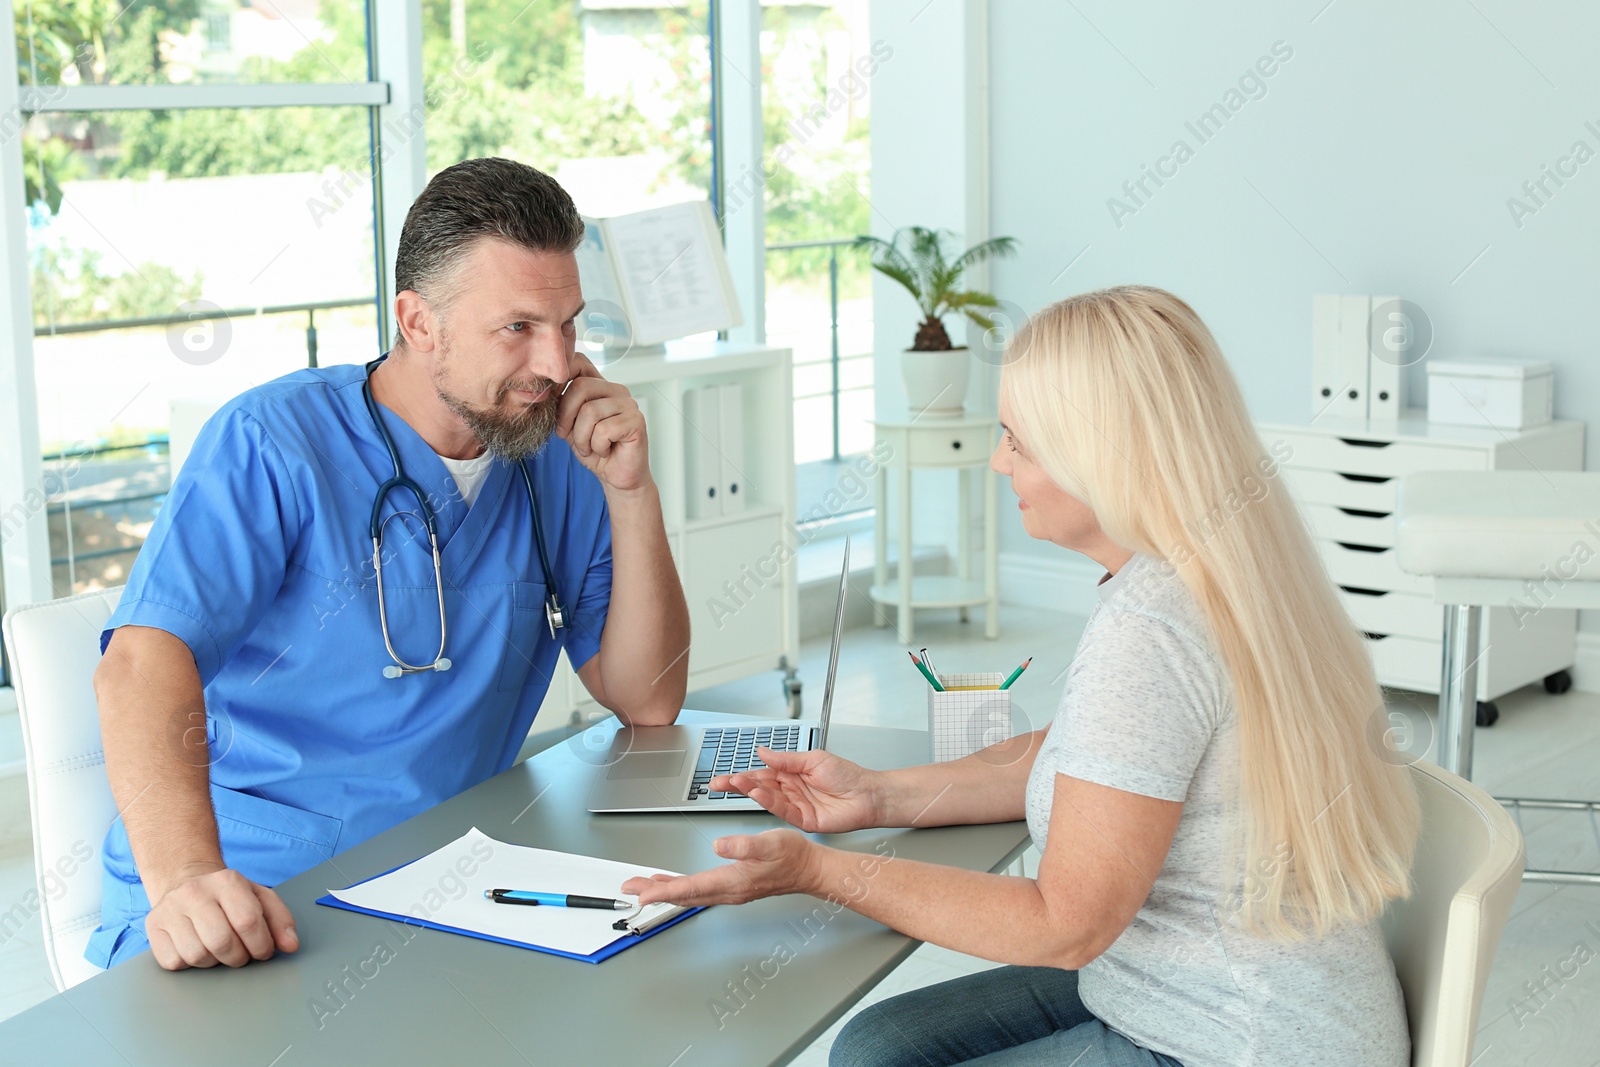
[712,749,886,833]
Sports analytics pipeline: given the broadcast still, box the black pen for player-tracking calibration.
[483,889,633,910]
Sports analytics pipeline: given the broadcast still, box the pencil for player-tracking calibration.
[908,651,945,691]
[998,657,1032,690]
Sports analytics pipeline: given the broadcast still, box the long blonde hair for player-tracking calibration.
[1002,285,1418,940]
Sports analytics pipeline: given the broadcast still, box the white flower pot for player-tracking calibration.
[901,348,970,416]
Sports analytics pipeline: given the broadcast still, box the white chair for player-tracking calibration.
[1,586,123,990]
[1397,470,1600,883]
[1382,759,1525,1067]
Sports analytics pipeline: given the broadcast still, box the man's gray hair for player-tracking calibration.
[394,157,585,315]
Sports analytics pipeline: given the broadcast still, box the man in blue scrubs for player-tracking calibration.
[89,157,691,971]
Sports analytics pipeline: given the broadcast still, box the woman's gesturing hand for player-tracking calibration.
[621,829,822,906]
[712,748,886,833]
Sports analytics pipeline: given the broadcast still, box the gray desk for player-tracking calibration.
[0,713,1031,1066]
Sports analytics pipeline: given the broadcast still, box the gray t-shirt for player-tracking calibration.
[1024,553,1409,1067]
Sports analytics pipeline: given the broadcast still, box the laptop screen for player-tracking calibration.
[815,536,850,749]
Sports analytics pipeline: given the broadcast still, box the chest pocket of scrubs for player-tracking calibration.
[497,580,552,693]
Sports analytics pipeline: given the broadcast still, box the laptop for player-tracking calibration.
[587,537,850,813]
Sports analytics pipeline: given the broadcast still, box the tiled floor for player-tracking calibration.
[2,601,1598,1066]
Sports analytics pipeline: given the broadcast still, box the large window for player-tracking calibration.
[419,0,713,211]
[15,2,384,599]
[758,1,874,525]
[16,0,371,86]
[30,106,380,593]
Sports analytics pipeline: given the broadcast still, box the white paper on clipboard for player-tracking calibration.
[326,827,687,957]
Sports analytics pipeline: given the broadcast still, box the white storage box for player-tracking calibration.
[1426,358,1553,429]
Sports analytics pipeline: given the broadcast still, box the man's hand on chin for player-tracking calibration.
[556,354,651,494]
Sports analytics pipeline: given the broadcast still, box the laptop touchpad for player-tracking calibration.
[606,750,687,780]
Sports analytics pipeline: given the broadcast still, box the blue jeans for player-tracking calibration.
[831,966,1185,1067]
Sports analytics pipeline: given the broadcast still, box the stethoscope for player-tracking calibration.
[362,356,565,679]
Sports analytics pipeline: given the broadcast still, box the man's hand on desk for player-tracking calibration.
[145,865,298,970]
[621,829,824,906]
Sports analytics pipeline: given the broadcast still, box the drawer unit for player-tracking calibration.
[1338,587,1441,641]
[1366,634,1444,694]
[1300,503,1397,548]
[908,424,995,466]
[1317,540,1431,596]
[1263,428,1486,479]
[1260,410,1584,701]
[1281,468,1398,511]
[1364,603,1577,701]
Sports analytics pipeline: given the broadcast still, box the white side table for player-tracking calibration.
[869,411,1001,644]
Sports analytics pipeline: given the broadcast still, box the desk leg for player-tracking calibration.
[985,463,999,639]
[958,466,970,624]
[1438,603,1480,779]
[898,454,914,645]
[873,442,889,628]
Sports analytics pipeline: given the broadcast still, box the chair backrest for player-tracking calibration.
[1382,760,1525,1067]
[1,587,123,990]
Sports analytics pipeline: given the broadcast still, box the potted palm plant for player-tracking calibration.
[859,226,1019,414]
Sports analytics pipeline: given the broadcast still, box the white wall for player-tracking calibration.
[868,0,990,414]
[983,1,1600,630]
[868,0,991,553]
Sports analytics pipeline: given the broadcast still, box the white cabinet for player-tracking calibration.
[1258,410,1584,703]
[531,341,800,736]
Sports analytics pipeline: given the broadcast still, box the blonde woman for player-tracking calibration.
[623,286,1419,1067]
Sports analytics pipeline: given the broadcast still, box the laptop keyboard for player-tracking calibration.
[686,724,805,800]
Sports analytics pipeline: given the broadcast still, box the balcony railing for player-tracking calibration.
[35,296,376,366]
[44,436,169,573]
[30,242,874,590]
[34,298,376,590]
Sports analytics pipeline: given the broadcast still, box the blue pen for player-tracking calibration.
[484,888,633,910]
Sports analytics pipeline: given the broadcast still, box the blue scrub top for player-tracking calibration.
[87,363,613,967]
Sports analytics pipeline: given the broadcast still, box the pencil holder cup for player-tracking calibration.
[928,672,1013,762]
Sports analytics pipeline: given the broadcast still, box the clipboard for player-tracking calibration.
[315,828,705,964]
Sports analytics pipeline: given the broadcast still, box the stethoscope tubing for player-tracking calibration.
[361,356,565,678]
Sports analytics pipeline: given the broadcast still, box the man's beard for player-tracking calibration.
[433,344,562,462]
